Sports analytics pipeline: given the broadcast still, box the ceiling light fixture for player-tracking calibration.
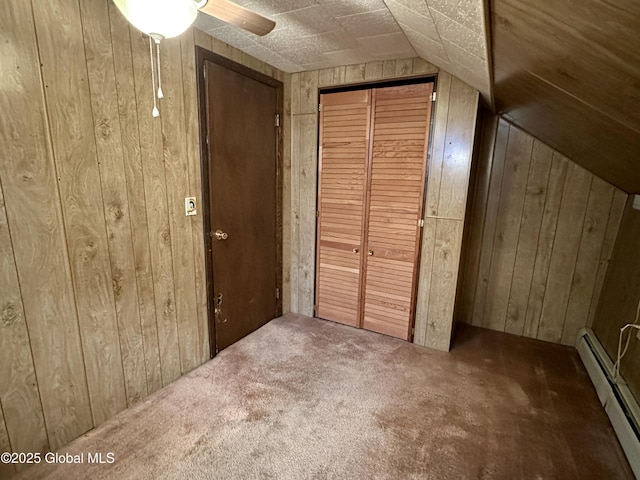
[113,0,276,117]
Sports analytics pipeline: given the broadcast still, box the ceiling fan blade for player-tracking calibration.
[199,0,276,36]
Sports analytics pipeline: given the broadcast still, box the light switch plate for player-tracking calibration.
[185,197,197,216]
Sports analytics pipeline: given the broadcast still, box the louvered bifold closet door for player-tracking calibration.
[362,84,433,339]
[315,90,371,327]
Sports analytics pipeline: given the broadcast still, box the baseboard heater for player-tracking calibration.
[576,328,640,478]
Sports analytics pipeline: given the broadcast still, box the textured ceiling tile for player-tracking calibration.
[274,5,343,34]
[384,0,440,41]
[318,47,376,66]
[442,39,486,69]
[427,0,484,34]
[335,9,401,38]
[205,25,257,50]
[240,0,318,15]
[357,32,416,57]
[430,9,486,60]
[319,0,389,17]
[385,0,430,16]
[194,12,227,30]
[401,24,448,62]
[240,43,301,70]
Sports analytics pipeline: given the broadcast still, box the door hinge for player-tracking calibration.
[431,92,436,102]
[276,287,280,299]
[275,113,280,127]
[316,210,320,218]
[318,104,322,112]
[418,218,424,227]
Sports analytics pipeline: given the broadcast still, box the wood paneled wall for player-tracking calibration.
[592,198,640,402]
[288,58,479,351]
[457,117,627,345]
[0,0,283,472]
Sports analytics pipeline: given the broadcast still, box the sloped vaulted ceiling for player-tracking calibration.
[196,0,640,193]
[194,0,492,99]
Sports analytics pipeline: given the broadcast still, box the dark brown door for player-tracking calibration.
[205,59,278,353]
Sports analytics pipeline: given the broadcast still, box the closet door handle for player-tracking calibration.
[368,250,374,256]
[352,248,359,253]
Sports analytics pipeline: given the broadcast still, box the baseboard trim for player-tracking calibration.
[577,328,640,478]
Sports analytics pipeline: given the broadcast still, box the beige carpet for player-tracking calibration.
[15,314,632,479]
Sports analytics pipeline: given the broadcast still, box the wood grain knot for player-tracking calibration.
[112,269,123,299]
[111,205,124,222]
[162,230,171,246]
[1,302,21,326]
[98,119,112,139]
[164,296,174,315]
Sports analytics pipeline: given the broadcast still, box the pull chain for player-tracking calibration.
[149,36,159,117]
[156,39,164,99]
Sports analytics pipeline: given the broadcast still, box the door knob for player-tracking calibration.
[368,250,374,256]
[352,248,359,253]
[214,229,228,240]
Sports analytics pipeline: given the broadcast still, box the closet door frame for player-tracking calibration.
[315,77,437,340]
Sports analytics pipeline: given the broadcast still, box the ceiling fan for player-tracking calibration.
[112,0,275,116]
[113,0,276,39]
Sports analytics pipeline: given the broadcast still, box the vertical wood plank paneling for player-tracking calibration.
[523,153,569,338]
[0,181,48,459]
[318,68,334,87]
[457,115,498,324]
[471,119,510,326]
[364,60,383,80]
[592,199,640,401]
[0,411,14,478]
[504,141,553,335]
[425,72,452,217]
[436,78,479,220]
[181,30,210,363]
[282,75,292,313]
[345,64,366,83]
[297,114,319,316]
[333,66,346,85]
[382,60,396,78]
[425,219,464,350]
[159,37,200,374]
[32,0,127,427]
[130,29,181,386]
[561,177,615,344]
[290,114,301,313]
[80,0,148,406]
[460,117,622,344]
[193,27,213,50]
[395,58,413,77]
[0,0,92,450]
[482,127,533,331]
[414,218,437,345]
[108,4,163,393]
[536,163,592,343]
[412,58,438,75]
[299,71,319,115]
[587,189,627,327]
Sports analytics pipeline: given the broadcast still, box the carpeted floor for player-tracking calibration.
[16,314,633,479]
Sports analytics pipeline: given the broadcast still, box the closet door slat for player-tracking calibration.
[315,90,371,327]
[362,84,434,340]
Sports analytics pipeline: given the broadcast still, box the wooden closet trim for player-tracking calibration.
[406,83,434,341]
